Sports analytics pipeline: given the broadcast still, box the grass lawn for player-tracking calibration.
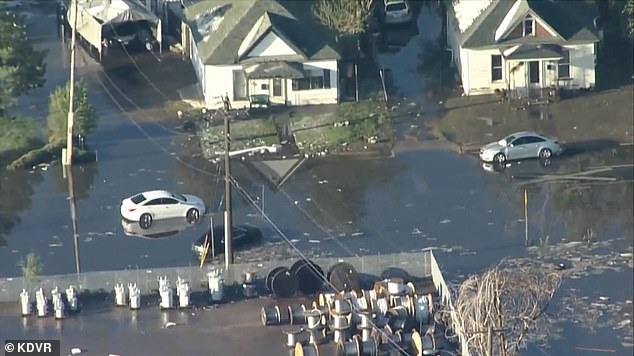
[429,85,634,149]
[291,100,389,154]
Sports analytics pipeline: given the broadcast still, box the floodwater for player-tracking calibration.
[0,3,632,355]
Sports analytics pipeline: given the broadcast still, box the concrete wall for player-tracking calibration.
[0,251,440,303]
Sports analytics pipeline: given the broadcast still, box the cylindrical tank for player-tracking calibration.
[20,289,31,316]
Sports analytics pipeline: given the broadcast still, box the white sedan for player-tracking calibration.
[120,190,205,228]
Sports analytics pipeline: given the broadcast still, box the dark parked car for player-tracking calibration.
[192,224,263,258]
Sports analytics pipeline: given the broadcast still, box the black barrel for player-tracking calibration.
[328,262,359,293]
[266,266,288,293]
[269,267,298,298]
[291,259,325,296]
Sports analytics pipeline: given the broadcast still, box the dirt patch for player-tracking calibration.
[429,86,634,150]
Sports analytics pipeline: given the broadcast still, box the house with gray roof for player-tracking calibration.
[446,0,601,97]
[180,0,341,109]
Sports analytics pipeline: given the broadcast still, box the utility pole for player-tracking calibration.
[223,106,233,268]
[64,165,81,275]
[64,0,78,166]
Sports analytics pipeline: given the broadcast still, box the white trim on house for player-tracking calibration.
[494,0,521,41]
[244,32,298,58]
[448,2,597,96]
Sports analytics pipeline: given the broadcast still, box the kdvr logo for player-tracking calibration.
[4,340,60,356]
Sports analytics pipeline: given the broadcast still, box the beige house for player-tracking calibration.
[446,0,601,98]
[181,0,341,109]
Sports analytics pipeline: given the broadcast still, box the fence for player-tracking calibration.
[0,250,436,303]
[430,251,471,356]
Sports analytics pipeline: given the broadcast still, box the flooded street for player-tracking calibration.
[0,2,632,355]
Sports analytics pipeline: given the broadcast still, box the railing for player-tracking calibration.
[430,252,471,356]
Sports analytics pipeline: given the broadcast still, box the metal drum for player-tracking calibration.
[294,342,320,356]
[284,329,306,348]
[291,259,325,296]
[360,336,379,356]
[268,267,298,299]
[328,262,359,293]
[387,306,408,331]
[261,305,282,326]
[289,304,308,325]
[413,294,431,324]
[337,335,361,356]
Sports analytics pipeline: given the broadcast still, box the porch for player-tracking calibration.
[241,61,305,109]
[502,44,566,102]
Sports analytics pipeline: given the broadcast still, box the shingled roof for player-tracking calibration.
[183,0,341,65]
[452,0,601,49]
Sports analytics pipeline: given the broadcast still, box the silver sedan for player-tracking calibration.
[479,132,563,163]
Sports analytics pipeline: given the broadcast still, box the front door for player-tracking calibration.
[527,61,541,98]
[528,61,540,85]
[272,78,282,97]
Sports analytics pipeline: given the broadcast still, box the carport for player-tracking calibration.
[67,0,162,60]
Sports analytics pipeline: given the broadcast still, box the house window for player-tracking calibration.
[523,16,534,36]
[558,49,570,78]
[491,55,503,82]
[292,69,331,91]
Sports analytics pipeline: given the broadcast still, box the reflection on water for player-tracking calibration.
[482,147,633,244]
[282,157,404,234]
[52,162,99,201]
[122,217,200,239]
[0,166,45,247]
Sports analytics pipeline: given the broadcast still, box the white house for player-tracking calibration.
[446,0,601,98]
[181,0,341,109]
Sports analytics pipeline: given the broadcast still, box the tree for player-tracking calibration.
[625,0,634,36]
[0,115,40,153]
[47,80,97,144]
[0,11,46,113]
[312,0,373,37]
[19,252,42,290]
[439,258,562,356]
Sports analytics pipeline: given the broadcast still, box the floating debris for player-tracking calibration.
[318,180,328,184]
[84,237,93,242]
[308,240,320,244]
[411,228,423,235]
[305,197,312,202]
[350,232,364,237]
[439,219,451,224]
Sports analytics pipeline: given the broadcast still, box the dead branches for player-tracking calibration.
[451,258,562,356]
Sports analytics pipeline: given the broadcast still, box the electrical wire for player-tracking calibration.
[78,6,423,351]
[230,176,411,355]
